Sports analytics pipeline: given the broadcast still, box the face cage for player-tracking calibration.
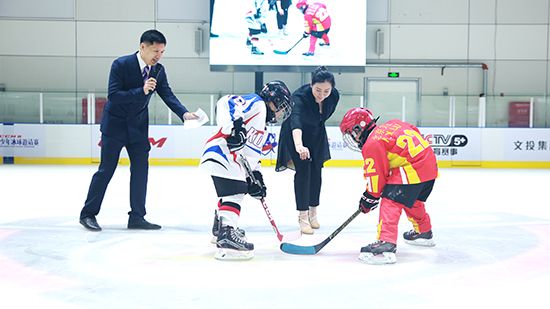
[342,132,362,152]
[268,100,292,124]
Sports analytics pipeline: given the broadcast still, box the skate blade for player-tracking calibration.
[404,239,435,247]
[358,252,397,265]
[215,248,254,261]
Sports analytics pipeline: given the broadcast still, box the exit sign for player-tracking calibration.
[388,72,400,78]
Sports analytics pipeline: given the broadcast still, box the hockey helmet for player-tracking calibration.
[296,0,309,11]
[340,107,379,152]
[259,80,293,124]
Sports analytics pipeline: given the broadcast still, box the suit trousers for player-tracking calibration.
[80,134,150,220]
[293,157,322,211]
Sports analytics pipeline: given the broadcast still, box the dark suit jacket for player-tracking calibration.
[275,84,340,171]
[101,52,188,143]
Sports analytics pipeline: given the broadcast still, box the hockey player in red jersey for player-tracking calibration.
[200,81,293,260]
[296,0,331,56]
[340,108,438,264]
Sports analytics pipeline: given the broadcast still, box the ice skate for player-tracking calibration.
[251,46,264,55]
[358,240,397,265]
[299,211,314,234]
[302,51,314,56]
[308,207,320,229]
[215,225,254,260]
[319,42,330,46]
[403,229,435,247]
[211,210,246,244]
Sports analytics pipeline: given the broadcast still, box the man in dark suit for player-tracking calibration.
[79,29,198,231]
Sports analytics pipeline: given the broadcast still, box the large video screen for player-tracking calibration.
[210,0,366,72]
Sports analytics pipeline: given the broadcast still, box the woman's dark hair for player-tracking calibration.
[140,29,167,45]
[311,66,335,87]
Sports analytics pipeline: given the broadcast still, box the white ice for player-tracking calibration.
[1,164,549,308]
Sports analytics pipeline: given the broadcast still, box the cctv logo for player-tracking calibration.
[423,134,468,147]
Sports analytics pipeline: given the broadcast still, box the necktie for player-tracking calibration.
[142,66,150,81]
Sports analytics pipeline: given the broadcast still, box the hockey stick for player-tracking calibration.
[273,36,304,54]
[280,208,362,255]
[239,154,301,242]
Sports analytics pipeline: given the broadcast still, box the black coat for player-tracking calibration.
[275,84,340,171]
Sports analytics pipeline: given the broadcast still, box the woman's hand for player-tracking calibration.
[295,144,310,160]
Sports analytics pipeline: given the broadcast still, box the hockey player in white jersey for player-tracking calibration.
[200,80,293,260]
[245,0,268,55]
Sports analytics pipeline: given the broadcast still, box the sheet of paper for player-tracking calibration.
[183,108,209,129]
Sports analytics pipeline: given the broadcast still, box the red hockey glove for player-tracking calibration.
[359,191,379,214]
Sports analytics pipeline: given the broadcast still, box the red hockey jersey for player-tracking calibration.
[303,2,331,33]
[361,119,438,197]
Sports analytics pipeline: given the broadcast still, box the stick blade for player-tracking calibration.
[280,242,317,255]
[273,49,289,55]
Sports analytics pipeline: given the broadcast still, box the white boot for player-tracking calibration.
[299,211,314,234]
[308,206,320,229]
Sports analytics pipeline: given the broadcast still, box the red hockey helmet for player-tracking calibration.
[340,107,378,152]
[296,0,309,11]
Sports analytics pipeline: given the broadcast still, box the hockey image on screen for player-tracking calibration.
[209,0,366,68]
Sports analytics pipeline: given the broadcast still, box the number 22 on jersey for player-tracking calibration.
[396,129,430,158]
[363,158,379,193]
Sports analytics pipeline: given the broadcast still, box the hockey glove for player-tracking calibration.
[226,118,247,152]
[254,8,261,19]
[303,32,310,38]
[247,170,267,199]
[359,191,379,214]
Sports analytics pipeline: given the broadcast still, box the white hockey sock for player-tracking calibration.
[219,210,239,228]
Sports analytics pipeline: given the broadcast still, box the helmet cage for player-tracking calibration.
[342,124,364,152]
[260,80,293,124]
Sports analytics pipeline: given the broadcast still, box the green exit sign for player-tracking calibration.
[388,72,400,78]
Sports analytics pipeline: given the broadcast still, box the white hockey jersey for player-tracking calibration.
[200,94,277,181]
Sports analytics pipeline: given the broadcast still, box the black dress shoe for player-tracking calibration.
[128,218,161,230]
[80,216,102,231]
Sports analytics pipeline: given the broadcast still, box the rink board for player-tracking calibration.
[1,124,549,168]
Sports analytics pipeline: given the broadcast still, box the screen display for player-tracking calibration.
[209,0,366,71]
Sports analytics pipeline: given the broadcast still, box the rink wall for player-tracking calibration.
[1,124,549,168]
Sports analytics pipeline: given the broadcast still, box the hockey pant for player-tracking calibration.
[212,176,247,227]
[377,199,432,244]
[308,29,330,53]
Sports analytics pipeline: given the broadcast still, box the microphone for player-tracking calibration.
[146,64,163,95]
[150,64,163,80]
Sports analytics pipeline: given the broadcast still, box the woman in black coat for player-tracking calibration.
[275,66,339,234]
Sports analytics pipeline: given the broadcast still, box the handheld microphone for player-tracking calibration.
[150,64,163,80]
[147,64,164,94]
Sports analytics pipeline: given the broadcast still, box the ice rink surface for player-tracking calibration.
[1,164,549,308]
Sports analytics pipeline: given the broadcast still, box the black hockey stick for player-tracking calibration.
[239,154,301,242]
[273,36,305,54]
[280,208,362,255]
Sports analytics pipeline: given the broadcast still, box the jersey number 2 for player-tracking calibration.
[396,129,430,158]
